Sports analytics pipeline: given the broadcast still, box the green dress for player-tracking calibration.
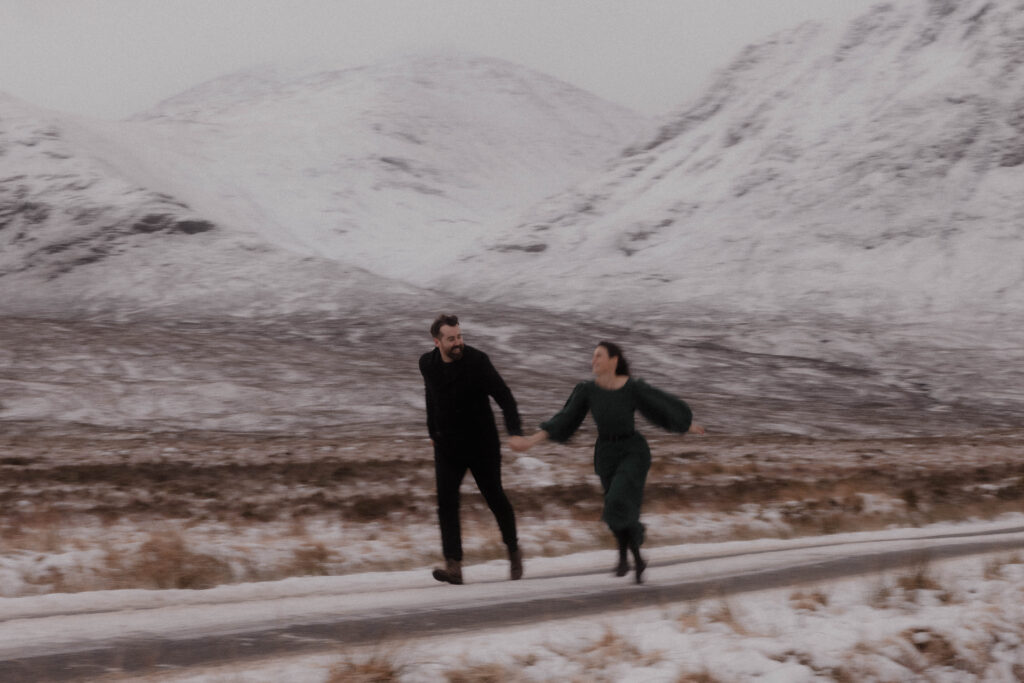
[540,378,693,544]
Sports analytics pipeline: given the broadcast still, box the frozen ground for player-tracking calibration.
[2,522,1024,681]
[2,311,1023,598]
[0,310,1022,682]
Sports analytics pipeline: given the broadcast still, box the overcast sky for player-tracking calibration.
[1,0,878,120]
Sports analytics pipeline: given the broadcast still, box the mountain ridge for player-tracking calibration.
[463,0,1024,324]
[0,54,649,315]
[3,2,1022,330]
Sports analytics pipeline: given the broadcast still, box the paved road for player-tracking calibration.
[4,526,1024,681]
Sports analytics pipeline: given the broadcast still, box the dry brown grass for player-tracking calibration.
[866,576,895,609]
[676,598,753,636]
[865,562,957,609]
[3,426,1024,596]
[540,625,664,679]
[288,542,332,576]
[840,607,1024,682]
[896,562,957,604]
[789,588,829,611]
[895,562,943,593]
[982,552,1023,580]
[0,509,66,554]
[675,671,726,683]
[326,651,405,682]
[106,530,234,590]
[898,627,977,675]
[703,599,750,636]
[443,662,520,682]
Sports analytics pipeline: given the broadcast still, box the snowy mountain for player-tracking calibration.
[3,1,1022,329]
[461,0,1024,325]
[0,54,647,315]
[0,94,414,318]
[0,94,213,280]
[122,53,647,282]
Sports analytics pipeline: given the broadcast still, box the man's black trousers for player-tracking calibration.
[433,439,518,562]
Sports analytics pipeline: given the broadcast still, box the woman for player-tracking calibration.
[509,341,704,584]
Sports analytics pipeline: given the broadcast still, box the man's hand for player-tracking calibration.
[688,423,706,436]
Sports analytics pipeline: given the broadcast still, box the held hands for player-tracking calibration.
[507,430,549,452]
[688,423,706,436]
[507,435,532,452]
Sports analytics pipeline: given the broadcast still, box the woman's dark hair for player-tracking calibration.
[430,313,459,339]
[597,341,630,376]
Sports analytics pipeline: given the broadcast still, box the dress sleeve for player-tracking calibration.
[539,382,590,442]
[634,379,693,434]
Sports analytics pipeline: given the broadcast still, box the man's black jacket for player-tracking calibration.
[419,344,523,446]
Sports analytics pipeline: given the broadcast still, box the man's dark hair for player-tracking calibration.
[597,341,630,376]
[431,313,460,339]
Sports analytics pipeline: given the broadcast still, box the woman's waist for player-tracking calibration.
[597,431,640,443]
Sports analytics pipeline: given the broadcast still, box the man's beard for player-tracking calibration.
[448,344,464,360]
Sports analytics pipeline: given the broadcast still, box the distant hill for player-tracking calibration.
[0,54,647,315]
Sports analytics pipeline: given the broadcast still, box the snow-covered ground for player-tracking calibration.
[3,519,1024,681]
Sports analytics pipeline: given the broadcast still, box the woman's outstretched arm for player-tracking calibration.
[633,378,708,435]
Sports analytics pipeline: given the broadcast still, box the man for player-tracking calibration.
[419,313,524,584]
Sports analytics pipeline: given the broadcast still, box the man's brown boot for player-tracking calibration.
[509,547,523,581]
[432,559,463,585]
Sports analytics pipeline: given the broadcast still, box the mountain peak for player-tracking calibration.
[136,51,640,124]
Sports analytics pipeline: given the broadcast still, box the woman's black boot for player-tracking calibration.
[628,534,647,584]
[614,530,629,577]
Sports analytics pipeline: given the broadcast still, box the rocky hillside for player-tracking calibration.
[463,0,1024,325]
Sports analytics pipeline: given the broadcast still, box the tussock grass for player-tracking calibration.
[324,641,416,683]
[326,652,405,682]
[789,588,829,611]
[867,562,955,608]
[899,562,958,604]
[443,662,518,682]
[540,625,664,679]
[3,427,1024,596]
[676,597,752,636]
[675,671,726,683]
[901,628,968,672]
[982,552,1023,580]
[288,542,332,576]
[1,509,66,554]
[119,530,234,590]
[866,576,895,609]
[703,599,750,636]
[895,562,943,593]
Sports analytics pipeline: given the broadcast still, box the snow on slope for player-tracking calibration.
[0,94,214,311]
[118,53,649,281]
[0,93,431,318]
[461,0,1024,325]
[6,5,1022,327]
[0,54,647,315]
